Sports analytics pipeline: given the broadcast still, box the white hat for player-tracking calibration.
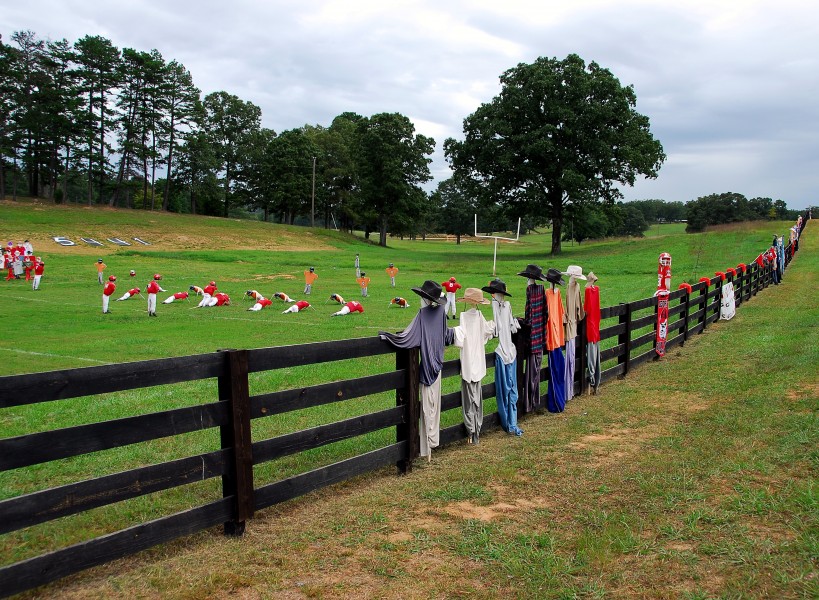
[562,265,587,280]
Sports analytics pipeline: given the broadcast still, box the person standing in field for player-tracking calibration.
[304,267,317,295]
[146,274,165,317]
[386,263,398,287]
[96,259,107,284]
[355,253,360,278]
[32,258,44,290]
[441,276,462,320]
[102,275,116,314]
[356,272,370,297]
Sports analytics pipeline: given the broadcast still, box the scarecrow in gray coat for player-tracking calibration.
[379,280,454,461]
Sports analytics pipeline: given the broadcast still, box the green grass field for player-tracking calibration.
[1,201,816,598]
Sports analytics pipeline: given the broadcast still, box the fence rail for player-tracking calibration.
[0,218,807,597]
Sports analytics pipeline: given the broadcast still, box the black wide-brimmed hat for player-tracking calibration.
[517,264,546,281]
[545,268,566,286]
[482,278,512,297]
[411,280,444,304]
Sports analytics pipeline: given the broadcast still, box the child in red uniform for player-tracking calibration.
[207,292,231,307]
[146,274,165,317]
[441,277,462,319]
[283,300,311,314]
[32,258,44,290]
[163,291,190,304]
[197,281,217,307]
[102,275,116,313]
[116,287,142,301]
[248,296,273,311]
[332,300,365,317]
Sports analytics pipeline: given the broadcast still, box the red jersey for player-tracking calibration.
[34,262,44,275]
[204,284,217,295]
[214,293,230,306]
[442,280,461,293]
[584,286,601,343]
[103,282,116,296]
[127,288,141,296]
[146,281,160,294]
[295,301,310,310]
[174,291,189,300]
[344,301,364,313]
[258,298,272,308]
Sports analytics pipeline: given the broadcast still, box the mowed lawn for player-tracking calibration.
[1,202,816,598]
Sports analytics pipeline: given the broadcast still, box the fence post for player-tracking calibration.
[217,349,254,536]
[513,321,528,415]
[714,275,723,322]
[698,284,708,332]
[577,317,588,395]
[617,302,632,379]
[679,291,690,345]
[395,347,420,474]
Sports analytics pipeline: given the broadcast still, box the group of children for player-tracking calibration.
[379,263,602,462]
[3,240,44,290]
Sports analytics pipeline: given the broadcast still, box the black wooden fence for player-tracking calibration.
[0,218,807,597]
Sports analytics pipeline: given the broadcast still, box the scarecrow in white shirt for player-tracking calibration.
[452,288,495,445]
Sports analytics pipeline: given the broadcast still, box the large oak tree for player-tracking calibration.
[445,54,665,255]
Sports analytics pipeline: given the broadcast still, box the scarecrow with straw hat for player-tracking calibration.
[562,265,587,403]
[483,278,523,436]
[452,288,496,445]
[517,264,548,413]
[379,280,454,462]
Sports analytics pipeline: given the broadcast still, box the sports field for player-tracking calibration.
[1,201,816,598]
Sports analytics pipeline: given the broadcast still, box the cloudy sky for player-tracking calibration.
[3,0,817,209]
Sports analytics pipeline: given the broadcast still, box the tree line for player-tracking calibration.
[0,32,802,252]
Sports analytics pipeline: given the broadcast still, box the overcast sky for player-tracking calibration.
[3,0,817,209]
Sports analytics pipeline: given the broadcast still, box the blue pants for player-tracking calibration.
[494,358,519,432]
[547,347,566,413]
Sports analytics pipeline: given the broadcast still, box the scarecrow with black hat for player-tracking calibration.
[483,278,523,436]
[544,267,567,413]
[379,280,454,461]
[517,264,548,412]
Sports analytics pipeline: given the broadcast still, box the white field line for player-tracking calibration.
[5,349,110,364]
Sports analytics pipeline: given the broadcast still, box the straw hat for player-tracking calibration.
[456,287,490,305]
